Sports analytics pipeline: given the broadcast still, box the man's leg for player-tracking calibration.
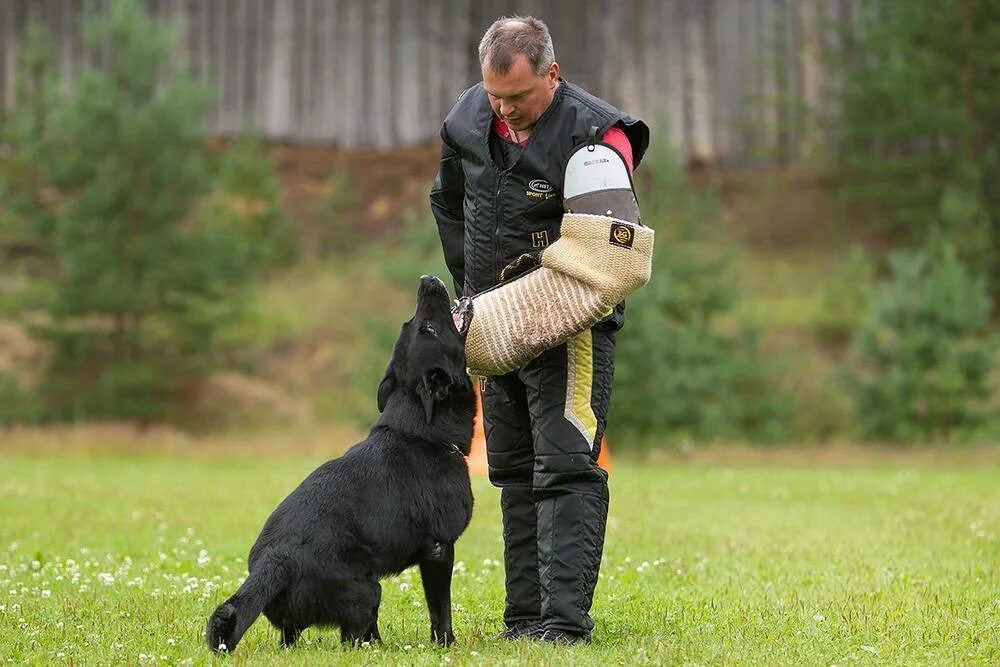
[483,373,541,632]
[521,327,616,640]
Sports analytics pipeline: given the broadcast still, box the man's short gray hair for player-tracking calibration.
[478,16,555,77]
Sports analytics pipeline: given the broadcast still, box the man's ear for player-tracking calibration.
[377,368,396,413]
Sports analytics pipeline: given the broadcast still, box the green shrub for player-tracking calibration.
[846,243,996,441]
[310,164,361,257]
[0,374,43,426]
[816,248,875,344]
[613,142,790,444]
[1,0,279,422]
[199,136,297,271]
[377,209,452,291]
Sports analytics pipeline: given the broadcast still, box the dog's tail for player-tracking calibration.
[206,551,295,653]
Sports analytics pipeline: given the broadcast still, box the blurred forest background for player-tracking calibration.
[0,0,997,447]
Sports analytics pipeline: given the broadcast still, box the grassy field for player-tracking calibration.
[0,452,997,665]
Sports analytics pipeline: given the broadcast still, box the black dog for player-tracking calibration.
[206,276,476,652]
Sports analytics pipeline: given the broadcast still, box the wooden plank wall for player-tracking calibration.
[0,0,849,164]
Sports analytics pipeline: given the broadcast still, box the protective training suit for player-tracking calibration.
[430,78,649,637]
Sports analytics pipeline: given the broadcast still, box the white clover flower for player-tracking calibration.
[813,614,825,622]
[403,644,412,651]
[41,590,51,598]
[399,582,410,592]
[31,561,40,571]
[197,550,211,567]
[97,573,115,586]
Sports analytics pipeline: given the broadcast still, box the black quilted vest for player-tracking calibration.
[441,79,649,299]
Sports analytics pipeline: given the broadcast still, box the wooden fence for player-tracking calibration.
[0,0,853,164]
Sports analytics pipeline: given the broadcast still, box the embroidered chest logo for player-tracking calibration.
[525,179,557,200]
[609,222,635,249]
[531,230,550,248]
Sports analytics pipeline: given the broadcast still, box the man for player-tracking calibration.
[430,16,648,644]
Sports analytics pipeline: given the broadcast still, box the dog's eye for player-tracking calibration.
[420,323,438,337]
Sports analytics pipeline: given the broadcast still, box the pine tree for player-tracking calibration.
[833,0,998,289]
[3,0,272,421]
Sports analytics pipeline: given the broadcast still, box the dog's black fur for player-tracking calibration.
[206,276,476,652]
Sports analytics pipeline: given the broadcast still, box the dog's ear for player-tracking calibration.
[377,368,396,413]
[415,368,452,424]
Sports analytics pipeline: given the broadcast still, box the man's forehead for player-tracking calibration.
[482,54,538,94]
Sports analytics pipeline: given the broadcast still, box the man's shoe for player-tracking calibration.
[538,628,592,645]
[497,621,542,640]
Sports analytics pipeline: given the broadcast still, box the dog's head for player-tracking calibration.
[377,276,473,423]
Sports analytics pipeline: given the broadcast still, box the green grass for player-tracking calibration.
[0,454,997,665]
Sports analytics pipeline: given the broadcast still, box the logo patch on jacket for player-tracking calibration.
[525,179,556,200]
[531,230,549,248]
[609,222,635,249]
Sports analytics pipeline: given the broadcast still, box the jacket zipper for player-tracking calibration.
[493,174,505,284]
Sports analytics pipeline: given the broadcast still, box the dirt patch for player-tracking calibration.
[0,322,44,383]
[186,371,314,427]
[697,165,893,253]
[269,143,440,238]
[251,144,882,257]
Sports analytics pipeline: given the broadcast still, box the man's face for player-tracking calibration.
[482,54,559,134]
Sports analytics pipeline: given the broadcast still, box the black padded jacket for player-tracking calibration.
[430,79,649,331]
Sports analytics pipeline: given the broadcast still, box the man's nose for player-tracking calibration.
[499,100,516,117]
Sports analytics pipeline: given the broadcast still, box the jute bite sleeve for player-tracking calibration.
[464,213,653,377]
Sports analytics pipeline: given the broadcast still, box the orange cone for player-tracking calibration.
[466,384,612,475]
[467,385,489,476]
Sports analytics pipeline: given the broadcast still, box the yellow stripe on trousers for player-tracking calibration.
[564,329,598,449]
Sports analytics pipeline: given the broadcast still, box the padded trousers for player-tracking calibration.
[483,326,615,635]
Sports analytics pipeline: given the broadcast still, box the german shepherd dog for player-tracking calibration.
[206,276,475,652]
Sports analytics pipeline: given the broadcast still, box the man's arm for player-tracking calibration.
[429,128,466,298]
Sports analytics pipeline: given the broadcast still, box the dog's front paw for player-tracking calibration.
[431,628,455,647]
